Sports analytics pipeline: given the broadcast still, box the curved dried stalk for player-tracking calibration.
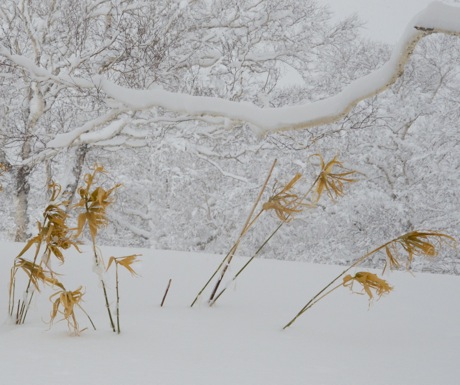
[283,230,456,329]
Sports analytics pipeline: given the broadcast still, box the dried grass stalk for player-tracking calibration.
[211,154,358,306]
[73,165,120,332]
[13,258,64,291]
[191,160,277,307]
[107,255,140,334]
[283,230,456,329]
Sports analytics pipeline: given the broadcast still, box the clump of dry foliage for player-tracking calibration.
[192,154,361,307]
[8,165,139,335]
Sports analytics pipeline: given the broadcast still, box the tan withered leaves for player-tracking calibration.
[312,154,359,202]
[263,173,305,222]
[343,272,393,301]
[16,182,79,264]
[74,166,121,240]
[383,231,456,271]
[49,287,86,334]
[263,154,358,221]
[12,258,64,291]
[107,255,140,276]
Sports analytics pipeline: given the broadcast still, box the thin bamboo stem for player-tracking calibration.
[14,233,45,323]
[210,174,322,306]
[283,242,392,329]
[191,159,277,307]
[210,221,284,306]
[93,242,116,332]
[161,279,172,307]
[208,160,277,302]
[77,304,97,331]
[115,264,120,334]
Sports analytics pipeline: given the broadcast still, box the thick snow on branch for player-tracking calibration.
[2,1,460,144]
[97,1,460,135]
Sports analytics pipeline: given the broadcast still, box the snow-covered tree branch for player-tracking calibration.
[2,1,460,154]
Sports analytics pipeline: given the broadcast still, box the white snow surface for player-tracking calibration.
[1,241,459,385]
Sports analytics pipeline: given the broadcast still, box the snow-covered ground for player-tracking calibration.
[1,241,459,385]
[2,2,460,385]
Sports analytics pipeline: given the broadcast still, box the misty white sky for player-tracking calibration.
[322,0,458,43]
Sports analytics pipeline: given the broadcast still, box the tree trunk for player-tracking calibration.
[64,144,88,209]
[14,163,31,242]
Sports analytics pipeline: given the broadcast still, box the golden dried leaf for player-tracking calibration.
[107,256,116,271]
[49,286,86,334]
[14,258,64,291]
[48,181,62,202]
[117,255,140,276]
[343,271,392,300]
[383,244,401,273]
[107,255,141,276]
[390,231,457,270]
[38,182,80,263]
[73,166,121,240]
[311,154,359,202]
[16,234,42,259]
[263,173,305,222]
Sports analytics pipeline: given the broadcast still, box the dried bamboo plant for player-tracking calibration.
[208,154,359,306]
[9,182,80,324]
[283,231,456,329]
[192,154,358,308]
[7,167,126,334]
[73,165,121,332]
[107,255,140,334]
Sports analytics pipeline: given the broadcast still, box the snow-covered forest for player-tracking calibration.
[1,0,460,274]
[1,2,460,384]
